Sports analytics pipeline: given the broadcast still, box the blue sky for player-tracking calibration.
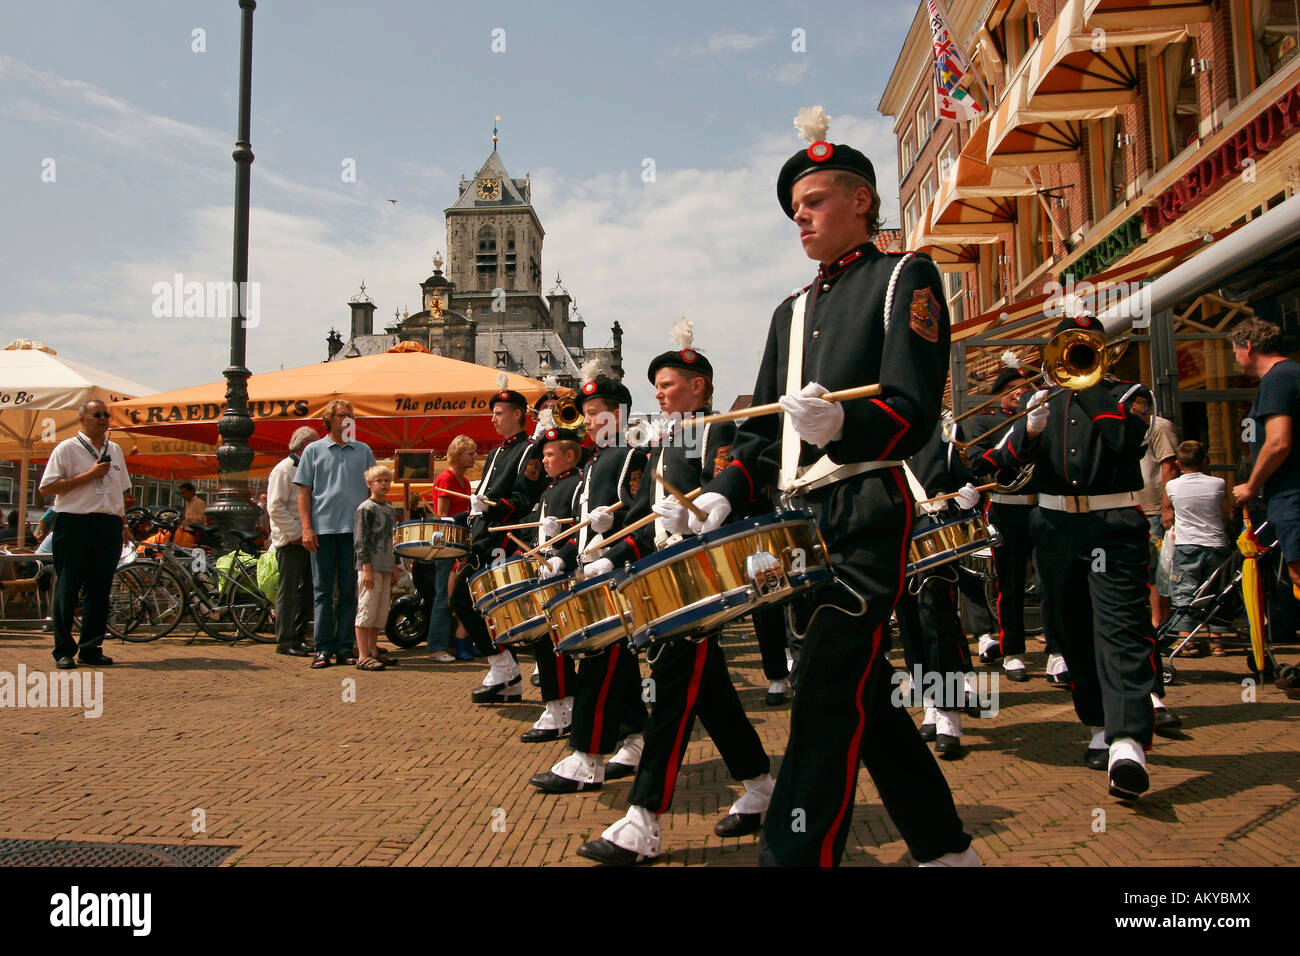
[1,0,919,412]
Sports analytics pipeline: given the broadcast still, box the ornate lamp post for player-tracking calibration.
[207,0,260,539]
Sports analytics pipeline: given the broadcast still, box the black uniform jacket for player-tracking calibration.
[982,379,1152,496]
[605,411,734,567]
[968,399,1039,491]
[533,468,583,550]
[707,244,951,509]
[554,442,647,571]
[468,430,547,562]
[910,421,975,499]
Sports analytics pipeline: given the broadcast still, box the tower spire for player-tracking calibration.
[492,114,500,152]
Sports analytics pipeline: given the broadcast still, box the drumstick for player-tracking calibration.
[690,383,883,428]
[489,518,577,533]
[506,533,531,552]
[438,487,504,507]
[915,481,998,506]
[650,470,708,522]
[582,488,703,554]
[523,501,626,558]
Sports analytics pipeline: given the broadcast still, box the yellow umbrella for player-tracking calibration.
[1236,512,1268,673]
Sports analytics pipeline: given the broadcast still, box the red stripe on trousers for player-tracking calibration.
[588,642,620,753]
[657,640,710,814]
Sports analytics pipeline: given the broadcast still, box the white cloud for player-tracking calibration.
[748,60,811,86]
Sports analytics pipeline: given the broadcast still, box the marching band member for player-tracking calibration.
[529,369,649,792]
[451,376,547,703]
[968,365,1069,685]
[575,325,774,865]
[688,107,976,866]
[983,313,1159,799]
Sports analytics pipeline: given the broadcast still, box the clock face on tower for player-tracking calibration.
[476,178,501,200]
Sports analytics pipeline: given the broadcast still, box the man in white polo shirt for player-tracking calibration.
[38,399,132,669]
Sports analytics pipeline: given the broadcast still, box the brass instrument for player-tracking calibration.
[552,395,584,429]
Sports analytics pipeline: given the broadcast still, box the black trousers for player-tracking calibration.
[987,502,1036,655]
[449,570,498,657]
[751,603,791,682]
[762,470,970,867]
[894,568,973,709]
[1030,506,1157,744]
[532,634,576,704]
[569,640,646,755]
[51,512,121,661]
[274,543,313,650]
[626,632,769,814]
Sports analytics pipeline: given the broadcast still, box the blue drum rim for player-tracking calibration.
[556,616,627,655]
[619,510,819,582]
[542,569,624,611]
[906,538,992,576]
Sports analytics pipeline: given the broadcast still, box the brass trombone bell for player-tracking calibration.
[1042,327,1130,391]
[552,395,584,430]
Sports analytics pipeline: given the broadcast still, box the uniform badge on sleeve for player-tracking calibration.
[1129,395,1152,424]
[713,446,732,477]
[524,458,542,481]
[909,289,940,343]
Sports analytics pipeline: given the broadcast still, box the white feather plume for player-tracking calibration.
[538,408,555,429]
[670,317,694,350]
[542,374,559,390]
[495,370,509,390]
[1001,349,1023,371]
[580,356,604,385]
[794,106,831,144]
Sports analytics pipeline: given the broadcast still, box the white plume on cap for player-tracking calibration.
[542,373,559,390]
[794,106,831,144]
[670,316,694,350]
[538,408,556,429]
[496,370,510,390]
[1001,349,1024,371]
[581,356,604,384]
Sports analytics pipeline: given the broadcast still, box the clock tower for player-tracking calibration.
[446,145,544,300]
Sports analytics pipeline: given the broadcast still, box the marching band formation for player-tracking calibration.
[392,109,1176,866]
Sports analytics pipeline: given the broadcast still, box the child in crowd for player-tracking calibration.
[1164,441,1233,655]
[354,465,396,671]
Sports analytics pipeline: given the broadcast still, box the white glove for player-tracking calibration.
[584,557,614,578]
[469,492,490,516]
[651,499,692,537]
[587,506,615,533]
[777,381,844,448]
[1025,389,1051,436]
[540,556,566,579]
[953,483,982,511]
[532,421,548,441]
[540,515,562,540]
[688,492,732,534]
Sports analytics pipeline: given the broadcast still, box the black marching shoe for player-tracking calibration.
[520,725,570,743]
[577,838,652,866]
[77,652,114,666]
[472,675,523,704]
[714,813,762,838]
[935,735,962,759]
[1084,747,1109,770]
[919,723,937,742]
[603,761,636,780]
[1108,760,1150,800]
[1153,708,1182,736]
[1046,671,1072,687]
[530,672,542,687]
[277,642,312,657]
[530,771,601,794]
[55,657,76,670]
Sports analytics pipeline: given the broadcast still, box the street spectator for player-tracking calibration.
[428,435,476,661]
[38,399,132,668]
[268,426,319,657]
[179,482,206,532]
[295,399,376,669]
[1166,441,1233,654]
[354,464,396,671]
[1140,415,1179,630]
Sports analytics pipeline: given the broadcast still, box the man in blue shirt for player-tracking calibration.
[295,399,377,668]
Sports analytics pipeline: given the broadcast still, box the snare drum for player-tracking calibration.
[906,512,998,577]
[482,574,572,646]
[394,518,469,561]
[468,554,543,612]
[958,545,996,579]
[546,570,633,657]
[618,510,832,648]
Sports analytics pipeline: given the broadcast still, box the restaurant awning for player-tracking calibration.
[931,120,1036,235]
[1083,0,1212,30]
[906,197,996,273]
[985,71,1105,166]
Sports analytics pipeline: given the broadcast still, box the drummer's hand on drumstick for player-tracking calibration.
[584,557,614,578]
[777,382,844,448]
[540,556,566,579]
[1025,389,1051,438]
[468,492,490,516]
[587,506,615,534]
[651,499,692,536]
[540,515,562,539]
[953,483,983,511]
[688,492,732,534]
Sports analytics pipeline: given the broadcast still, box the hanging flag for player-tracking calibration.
[928,0,984,122]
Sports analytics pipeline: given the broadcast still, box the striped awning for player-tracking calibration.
[986,71,1105,166]
[1083,0,1212,30]
[931,120,1036,234]
[906,197,995,273]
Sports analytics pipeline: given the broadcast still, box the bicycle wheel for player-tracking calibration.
[108,561,186,641]
[227,560,273,642]
[190,560,244,641]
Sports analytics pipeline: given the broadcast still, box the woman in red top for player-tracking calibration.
[427,436,476,659]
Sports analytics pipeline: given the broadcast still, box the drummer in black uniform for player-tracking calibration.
[688,107,976,866]
[452,380,547,703]
[575,332,774,865]
[529,372,649,792]
[983,313,1158,800]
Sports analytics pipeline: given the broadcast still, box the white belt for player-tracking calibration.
[1038,491,1139,513]
[989,493,1035,506]
[782,458,903,497]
